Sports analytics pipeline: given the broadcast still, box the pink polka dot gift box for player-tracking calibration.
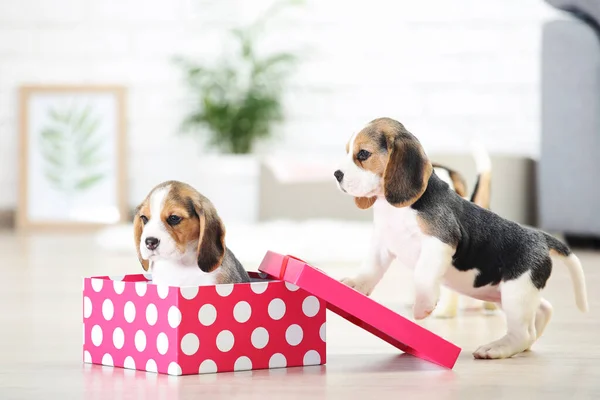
[258,252,461,369]
[82,266,326,375]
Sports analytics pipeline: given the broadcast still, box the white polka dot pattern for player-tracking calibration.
[320,322,326,342]
[113,327,125,349]
[168,362,182,376]
[134,330,146,352]
[268,298,286,320]
[91,279,103,292]
[91,325,103,346]
[82,271,326,375]
[233,301,251,323]
[269,353,287,368]
[199,359,217,374]
[102,353,114,366]
[180,286,198,300]
[198,304,217,326]
[251,327,269,349]
[123,356,136,370]
[156,285,170,299]
[302,296,320,317]
[157,332,169,355]
[181,333,200,356]
[285,324,303,346]
[124,301,136,323]
[145,359,158,373]
[216,330,235,352]
[250,282,269,294]
[102,299,114,321]
[83,296,92,318]
[168,306,181,328]
[303,350,321,365]
[146,304,158,326]
[234,356,252,371]
[215,283,234,297]
[113,280,126,295]
[135,282,147,296]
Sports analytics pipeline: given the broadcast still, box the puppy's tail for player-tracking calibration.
[546,233,589,312]
[469,141,492,209]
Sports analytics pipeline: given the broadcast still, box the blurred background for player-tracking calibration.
[0,0,598,267]
[3,3,600,396]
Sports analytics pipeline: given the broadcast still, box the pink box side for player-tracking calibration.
[83,272,326,375]
[258,251,461,369]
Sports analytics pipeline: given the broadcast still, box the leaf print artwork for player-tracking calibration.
[38,103,107,196]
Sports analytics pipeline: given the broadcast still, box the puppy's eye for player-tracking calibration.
[357,150,371,161]
[167,215,182,226]
[140,215,148,225]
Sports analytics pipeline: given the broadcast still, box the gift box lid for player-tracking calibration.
[258,251,461,369]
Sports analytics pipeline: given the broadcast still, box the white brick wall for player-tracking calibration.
[0,0,563,208]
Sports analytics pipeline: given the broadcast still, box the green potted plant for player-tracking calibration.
[174,0,301,223]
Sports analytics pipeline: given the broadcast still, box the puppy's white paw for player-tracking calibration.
[431,304,458,319]
[473,336,531,359]
[413,307,434,320]
[340,275,377,296]
[482,302,498,315]
[473,344,513,360]
[413,296,437,320]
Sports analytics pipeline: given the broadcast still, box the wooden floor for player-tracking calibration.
[1,230,598,399]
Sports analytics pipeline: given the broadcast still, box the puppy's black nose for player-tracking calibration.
[145,237,160,250]
[334,170,344,183]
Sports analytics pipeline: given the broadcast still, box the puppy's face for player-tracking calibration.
[133,181,225,273]
[334,117,433,209]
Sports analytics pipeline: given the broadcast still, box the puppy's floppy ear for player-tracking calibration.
[133,213,150,271]
[383,132,433,207]
[193,200,226,273]
[355,197,376,209]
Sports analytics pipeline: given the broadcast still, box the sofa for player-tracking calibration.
[539,0,600,240]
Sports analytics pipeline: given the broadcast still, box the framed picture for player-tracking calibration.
[18,85,128,229]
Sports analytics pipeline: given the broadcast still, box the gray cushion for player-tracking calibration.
[545,0,600,29]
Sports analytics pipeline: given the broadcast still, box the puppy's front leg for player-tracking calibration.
[413,236,454,320]
[341,231,393,296]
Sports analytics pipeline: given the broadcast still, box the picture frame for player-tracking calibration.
[18,85,128,230]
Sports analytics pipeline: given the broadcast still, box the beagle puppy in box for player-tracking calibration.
[134,180,250,287]
[334,117,588,359]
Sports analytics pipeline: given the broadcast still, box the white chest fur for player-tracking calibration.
[373,200,423,269]
[150,259,219,287]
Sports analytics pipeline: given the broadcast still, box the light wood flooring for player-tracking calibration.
[0,231,598,399]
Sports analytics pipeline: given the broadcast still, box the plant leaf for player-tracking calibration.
[75,173,105,190]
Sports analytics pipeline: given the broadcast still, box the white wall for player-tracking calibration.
[0,0,562,209]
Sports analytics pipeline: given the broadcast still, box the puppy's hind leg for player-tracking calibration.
[432,286,459,318]
[473,273,541,359]
[483,301,498,313]
[535,298,553,340]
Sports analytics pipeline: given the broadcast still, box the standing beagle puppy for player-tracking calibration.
[334,117,588,359]
[134,180,250,287]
